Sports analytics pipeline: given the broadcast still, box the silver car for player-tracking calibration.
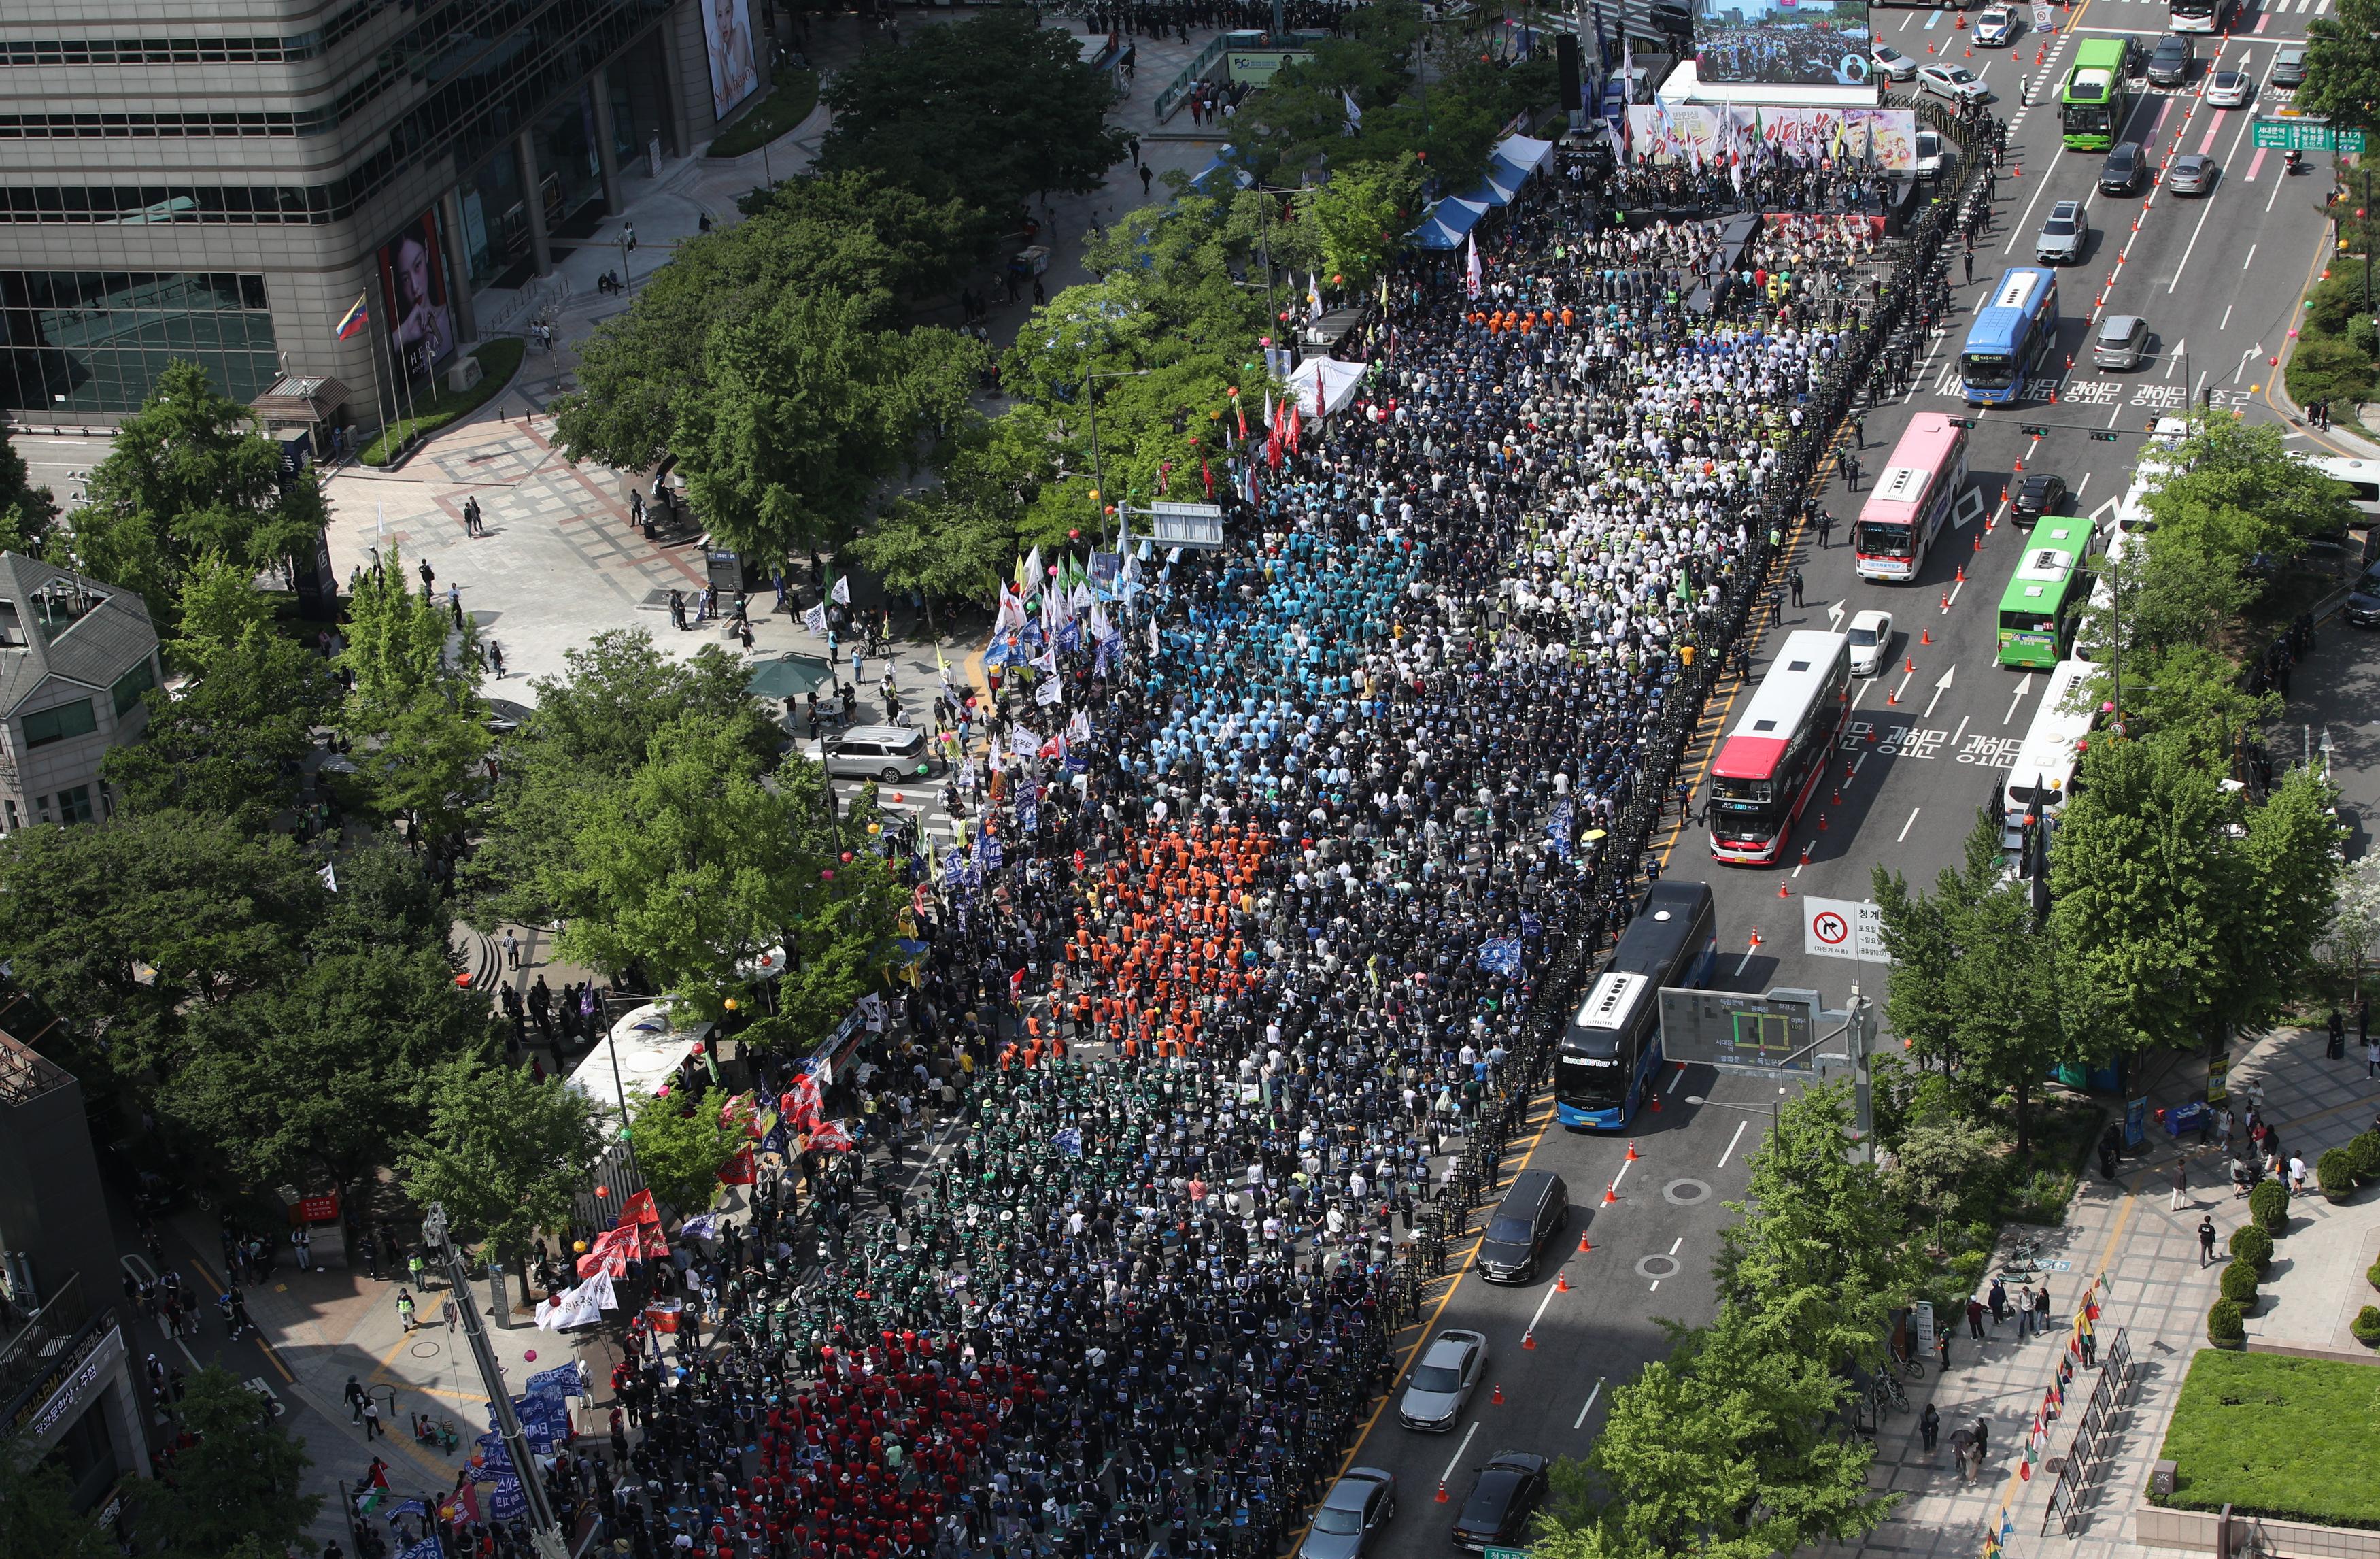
[1299,1469,1396,1559]
[1397,1328,1487,1431]
[2166,152,2214,195]
[807,724,940,782]
[2035,199,2086,265]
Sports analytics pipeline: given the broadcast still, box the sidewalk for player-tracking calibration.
[1816,1019,2379,1559]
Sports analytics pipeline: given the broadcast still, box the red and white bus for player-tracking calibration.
[1708,630,1852,866]
[1854,412,1970,583]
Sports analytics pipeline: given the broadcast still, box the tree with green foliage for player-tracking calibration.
[2300,0,2380,134]
[554,172,980,471]
[627,1086,749,1213]
[0,809,324,1061]
[61,361,325,617]
[819,11,1130,222]
[400,1058,602,1277]
[0,1434,118,1559]
[338,544,487,844]
[105,626,339,828]
[0,424,57,558]
[166,946,492,1218]
[675,288,985,563]
[463,631,783,931]
[140,1365,318,1559]
[1718,1079,1923,1365]
[167,548,280,672]
[1299,154,1427,294]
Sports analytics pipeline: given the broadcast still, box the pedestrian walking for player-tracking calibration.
[2170,1158,2189,1210]
[291,1226,312,1271]
[1988,1275,2008,1325]
[2198,1214,2218,1266]
[2329,1007,2347,1060]
[395,1288,418,1332]
[345,1375,368,1424]
[1935,1324,1951,1373]
[1815,512,1835,548]
[1966,1294,1986,1339]
[1920,1401,1941,1454]
[362,1398,383,1440]
[503,929,522,970]
[2368,1035,2380,1079]
[1788,568,1805,607]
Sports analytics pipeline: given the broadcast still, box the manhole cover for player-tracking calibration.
[410,1342,443,1360]
[1635,1254,1680,1280]
[1664,1178,1712,1205]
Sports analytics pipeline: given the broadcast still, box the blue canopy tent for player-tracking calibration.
[1410,196,1489,250]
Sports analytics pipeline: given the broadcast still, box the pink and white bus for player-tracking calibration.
[1854,412,1970,583]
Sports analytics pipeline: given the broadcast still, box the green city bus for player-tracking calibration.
[2061,39,2130,152]
[1998,520,2094,668]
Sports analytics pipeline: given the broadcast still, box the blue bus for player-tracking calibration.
[1962,268,2060,405]
[1557,882,1718,1128]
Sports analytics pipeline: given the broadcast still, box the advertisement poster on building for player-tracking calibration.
[1627,103,1916,171]
[376,209,456,382]
[702,0,760,121]
[1695,0,1873,87]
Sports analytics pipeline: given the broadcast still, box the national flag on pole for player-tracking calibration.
[335,292,371,341]
[1465,233,1482,299]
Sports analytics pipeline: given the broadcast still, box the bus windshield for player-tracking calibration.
[2001,608,2056,634]
[1558,1052,1625,1108]
[1712,775,1771,803]
[2063,104,2111,136]
[1856,522,1917,556]
[1963,352,2020,388]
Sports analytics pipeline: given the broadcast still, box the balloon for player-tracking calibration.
[594,1186,609,1197]
[573,1241,588,1253]
[524,1350,537,1362]
[840,850,854,863]
[1068,529,1081,540]
[821,869,836,881]
[724,996,739,1011]
[868,822,883,835]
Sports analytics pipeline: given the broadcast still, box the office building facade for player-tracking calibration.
[0,551,162,832]
[0,0,772,431]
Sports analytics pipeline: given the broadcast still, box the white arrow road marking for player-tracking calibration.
[1924,664,1956,720]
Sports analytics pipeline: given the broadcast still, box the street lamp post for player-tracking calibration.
[1083,367,1152,531]
[420,1203,570,1559]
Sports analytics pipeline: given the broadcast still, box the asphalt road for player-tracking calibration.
[1333,2,2345,1552]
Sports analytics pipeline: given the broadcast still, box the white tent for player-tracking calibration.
[1495,133,1556,173]
[1291,357,1370,418]
[567,1001,715,1135]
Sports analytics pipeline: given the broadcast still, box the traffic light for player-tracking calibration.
[2019,424,2050,438]
[1948,416,1977,429]
[2090,431,2119,442]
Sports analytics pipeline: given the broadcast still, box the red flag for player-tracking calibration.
[619,1188,661,1230]
[1286,399,1303,453]
[1234,390,1248,442]
[576,1224,639,1278]
[1202,460,1213,498]
[809,1118,854,1152]
[717,1147,757,1185]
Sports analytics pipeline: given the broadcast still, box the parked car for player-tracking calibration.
[2166,153,2215,195]
[1973,6,2019,44]
[1914,130,1955,178]
[1451,1454,1550,1552]
[2093,314,2151,369]
[2147,34,2192,88]
[1871,41,1920,80]
[2205,68,2254,107]
[2035,199,2086,264]
[1918,63,1992,103]
[807,724,940,782]
[2012,473,2070,526]
[2271,45,2307,88]
[1847,610,1894,677]
[1300,1470,1396,1559]
[1475,1170,1569,1284]
[1397,1330,1487,1431]
[2343,565,2380,628]
[2099,140,2147,195]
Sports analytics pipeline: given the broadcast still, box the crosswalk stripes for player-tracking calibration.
[828,775,962,844]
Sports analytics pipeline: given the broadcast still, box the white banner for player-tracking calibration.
[1626,105,1919,172]
[1801,896,1892,963]
[534,1271,616,1331]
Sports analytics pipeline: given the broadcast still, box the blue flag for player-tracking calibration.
[396,1538,444,1559]
[526,1364,581,1398]
[1478,938,1523,977]
[1051,1126,1083,1158]
[1521,913,1544,940]
[487,1475,527,1522]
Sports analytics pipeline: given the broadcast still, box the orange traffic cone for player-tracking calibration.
[1436,1483,1449,1504]
[1626,1140,1640,1161]
[1778,879,1791,898]
[1492,1384,1505,1405]
[1921,626,1933,646]
[1940,591,1950,610]
[1905,656,1916,674]
[1603,1181,1620,1205]
[1578,1232,1593,1254]
[1956,565,1965,584]
[1557,1269,1571,1292]
[1523,1330,1537,1350]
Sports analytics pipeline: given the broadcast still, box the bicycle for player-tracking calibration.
[1873,1370,1909,1415]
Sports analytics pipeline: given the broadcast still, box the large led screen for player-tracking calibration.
[1695,0,1874,88]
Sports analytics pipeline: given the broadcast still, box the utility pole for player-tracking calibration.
[421,1203,570,1559]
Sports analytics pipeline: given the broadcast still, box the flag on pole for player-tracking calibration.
[1342,90,1363,133]
[830,574,850,605]
[1306,273,1324,318]
[1465,233,1482,299]
[335,292,371,341]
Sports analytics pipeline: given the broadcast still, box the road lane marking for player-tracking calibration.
[1526,1279,1564,1337]
[1952,713,1971,746]
[1610,1156,1635,1195]
[1574,1378,1606,1430]
[1669,1237,1684,1255]
[2005,673,2035,724]
[1718,1120,1750,1168]
[1665,1065,1688,1095]
[1733,939,1760,978]
[1899,806,1923,842]
[1439,1420,1482,1488]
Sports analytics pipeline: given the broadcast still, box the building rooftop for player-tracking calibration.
[0,552,157,720]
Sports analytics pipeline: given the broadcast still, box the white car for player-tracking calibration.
[1848,609,1895,677]
[2205,69,2254,107]
[1918,64,1992,103]
[1397,1329,1486,1431]
[1913,130,1956,179]
[1871,42,1920,81]
[1973,6,2018,45]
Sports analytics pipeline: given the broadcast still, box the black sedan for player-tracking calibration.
[2011,473,2068,526]
[1451,1453,1550,1552]
[2345,567,2380,628]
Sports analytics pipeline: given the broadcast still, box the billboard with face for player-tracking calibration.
[1627,103,1916,171]
[1695,0,1874,88]
[703,0,760,121]
[377,208,455,382]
